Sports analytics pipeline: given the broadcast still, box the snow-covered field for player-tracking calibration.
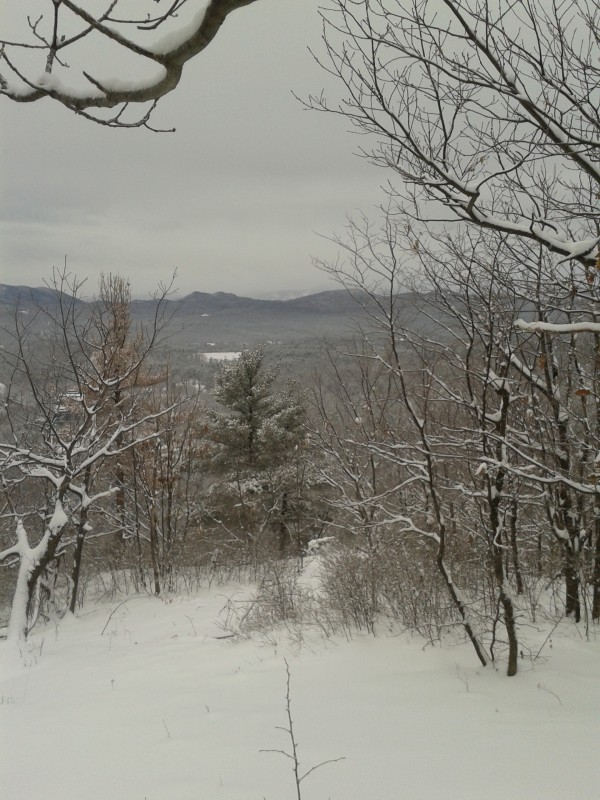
[199,352,241,362]
[1,576,599,800]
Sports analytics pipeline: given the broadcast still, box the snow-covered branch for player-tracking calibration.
[1,0,261,127]
[313,0,600,277]
[514,319,600,335]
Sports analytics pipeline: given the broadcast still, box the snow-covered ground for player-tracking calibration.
[199,352,241,361]
[1,577,599,800]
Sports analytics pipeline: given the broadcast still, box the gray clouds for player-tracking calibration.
[0,0,383,298]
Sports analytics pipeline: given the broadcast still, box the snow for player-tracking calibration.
[487,370,507,392]
[151,4,211,55]
[5,520,33,643]
[33,71,104,100]
[35,72,68,92]
[463,180,480,194]
[560,237,600,260]
[200,352,241,362]
[94,66,168,95]
[305,536,335,553]
[485,410,502,423]
[514,319,600,334]
[1,580,598,800]
[48,500,69,534]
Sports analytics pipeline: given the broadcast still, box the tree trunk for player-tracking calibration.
[436,550,489,669]
[563,543,581,622]
[491,547,519,676]
[7,530,37,643]
[69,528,86,614]
[508,498,524,595]
[148,503,161,596]
[69,466,92,613]
[593,511,600,621]
[277,491,290,556]
[489,498,519,675]
[8,506,67,642]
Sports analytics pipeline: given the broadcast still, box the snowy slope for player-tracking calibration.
[1,583,599,800]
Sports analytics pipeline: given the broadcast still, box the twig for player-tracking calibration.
[100,594,141,635]
[537,682,563,706]
[533,616,563,661]
[261,658,344,800]
[184,614,197,636]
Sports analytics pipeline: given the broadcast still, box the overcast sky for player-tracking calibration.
[0,0,386,299]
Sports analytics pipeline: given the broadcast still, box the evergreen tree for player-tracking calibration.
[205,347,308,556]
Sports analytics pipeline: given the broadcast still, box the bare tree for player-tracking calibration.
[316,202,600,672]
[0,271,177,641]
[309,344,432,635]
[126,376,203,596]
[1,0,260,128]
[310,342,410,556]
[313,227,496,668]
[310,0,600,629]
[311,0,600,310]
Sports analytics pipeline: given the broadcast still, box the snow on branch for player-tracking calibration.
[313,0,600,274]
[0,0,261,128]
[514,319,600,335]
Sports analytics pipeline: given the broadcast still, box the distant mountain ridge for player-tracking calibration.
[0,283,428,349]
[0,283,411,314]
[0,283,83,306]
[0,284,356,311]
[168,289,375,315]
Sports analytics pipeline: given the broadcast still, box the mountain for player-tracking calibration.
[254,288,324,301]
[128,289,375,348]
[0,284,433,351]
[0,283,82,308]
[176,291,273,312]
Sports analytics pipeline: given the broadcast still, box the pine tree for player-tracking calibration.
[205,347,307,556]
